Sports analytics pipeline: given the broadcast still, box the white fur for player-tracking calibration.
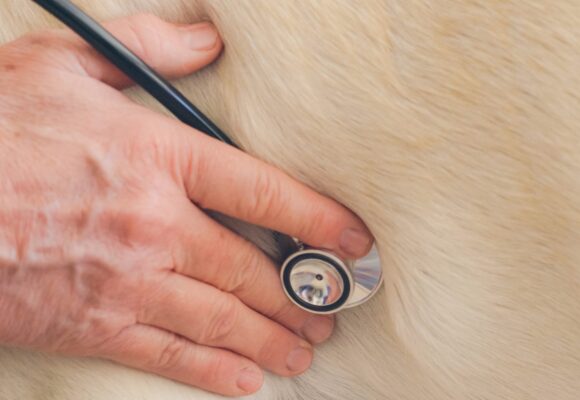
[1,1,579,399]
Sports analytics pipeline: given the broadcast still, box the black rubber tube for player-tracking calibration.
[31,0,236,147]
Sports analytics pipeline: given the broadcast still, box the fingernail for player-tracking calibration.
[302,315,335,344]
[339,228,373,257]
[237,366,263,393]
[183,23,218,51]
[286,341,313,373]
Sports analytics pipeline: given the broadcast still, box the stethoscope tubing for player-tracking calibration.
[32,0,236,147]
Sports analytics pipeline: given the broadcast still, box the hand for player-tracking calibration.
[0,14,373,397]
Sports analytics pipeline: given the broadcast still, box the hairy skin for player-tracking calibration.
[1,1,580,400]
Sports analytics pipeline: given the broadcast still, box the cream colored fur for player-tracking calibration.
[1,1,579,399]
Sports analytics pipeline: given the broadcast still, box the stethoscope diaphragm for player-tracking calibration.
[280,244,383,314]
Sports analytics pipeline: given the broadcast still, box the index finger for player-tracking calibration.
[173,121,373,259]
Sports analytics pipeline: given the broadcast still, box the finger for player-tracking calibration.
[171,198,335,344]
[188,134,373,258]
[26,13,222,88]
[101,324,263,396]
[161,119,374,259]
[138,272,314,377]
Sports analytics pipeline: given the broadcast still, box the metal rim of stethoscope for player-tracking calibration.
[280,246,384,314]
[281,250,353,314]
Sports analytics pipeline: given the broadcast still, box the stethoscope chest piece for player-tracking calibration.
[280,245,383,314]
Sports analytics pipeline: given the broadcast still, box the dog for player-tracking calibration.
[1,1,579,399]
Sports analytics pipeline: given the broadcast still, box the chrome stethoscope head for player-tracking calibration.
[280,240,383,314]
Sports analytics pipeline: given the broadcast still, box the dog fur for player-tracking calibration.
[1,1,579,399]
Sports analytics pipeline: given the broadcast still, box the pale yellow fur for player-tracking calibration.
[0,1,579,399]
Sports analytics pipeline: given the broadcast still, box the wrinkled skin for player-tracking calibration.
[0,14,373,397]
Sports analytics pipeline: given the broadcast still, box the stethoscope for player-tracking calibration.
[280,240,383,314]
[32,0,384,314]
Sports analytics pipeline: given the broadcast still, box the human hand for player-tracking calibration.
[0,14,373,397]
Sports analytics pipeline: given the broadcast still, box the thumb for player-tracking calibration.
[43,13,223,88]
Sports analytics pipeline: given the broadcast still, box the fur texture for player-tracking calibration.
[1,1,579,399]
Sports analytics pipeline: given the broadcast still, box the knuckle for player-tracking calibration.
[117,115,178,168]
[136,275,173,324]
[199,352,228,387]
[270,301,296,322]
[131,12,163,26]
[256,331,281,365]
[298,205,327,241]
[152,335,188,372]
[188,143,210,204]
[201,294,240,344]
[226,246,262,293]
[115,208,154,241]
[125,24,149,62]
[124,14,164,66]
[104,198,178,247]
[243,170,284,221]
